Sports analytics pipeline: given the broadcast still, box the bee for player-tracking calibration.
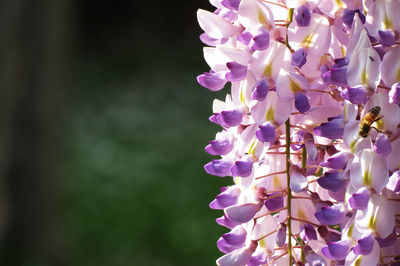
[359,106,381,138]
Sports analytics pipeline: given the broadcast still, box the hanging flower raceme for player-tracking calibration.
[197,0,400,265]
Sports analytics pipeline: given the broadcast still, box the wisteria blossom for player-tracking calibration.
[197,0,400,265]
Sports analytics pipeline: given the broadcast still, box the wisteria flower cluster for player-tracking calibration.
[197,0,400,265]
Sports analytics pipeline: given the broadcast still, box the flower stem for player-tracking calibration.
[285,118,293,265]
[285,8,294,266]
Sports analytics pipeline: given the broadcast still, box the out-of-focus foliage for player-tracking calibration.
[60,47,231,266]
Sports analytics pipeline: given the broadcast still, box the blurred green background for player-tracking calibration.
[0,0,231,265]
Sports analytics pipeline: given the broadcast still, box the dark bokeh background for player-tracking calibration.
[0,0,231,265]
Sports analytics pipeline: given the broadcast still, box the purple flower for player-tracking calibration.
[291,48,307,68]
[317,171,347,192]
[321,240,350,260]
[255,122,275,143]
[314,116,345,140]
[204,159,234,177]
[252,79,269,101]
[295,5,311,27]
[315,204,345,225]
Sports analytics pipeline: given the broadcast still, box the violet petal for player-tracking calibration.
[315,205,345,225]
[314,118,344,140]
[217,214,241,229]
[320,151,352,170]
[294,92,311,113]
[225,202,262,223]
[210,187,240,209]
[255,122,276,143]
[250,29,270,51]
[349,188,369,210]
[378,30,395,47]
[219,109,243,127]
[353,234,374,255]
[252,79,269,101]
[291,48,307,68]
[264,193,284,211]
[295,5,311,27]
[222,226,247,246]
[197,72,227,91]
[342,86,368,105]
[321,241,350,260]
[303,224,317,240]
[317,171,347,192]
[231,160,253,177]
[275,223,287,247]
[204,159,234,177]
[389,83,400,106]
[226,62,247,82]
[221,0,240,10]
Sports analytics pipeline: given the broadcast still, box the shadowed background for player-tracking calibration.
[0,0,231,265]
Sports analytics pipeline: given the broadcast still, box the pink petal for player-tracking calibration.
[197,9,240,39]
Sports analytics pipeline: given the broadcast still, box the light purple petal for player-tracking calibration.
[217,238,239,254]
[237,31,252,45]
[294,92,310,113]
[226,62,248,82]
[197,72,227,91]
[304,133,317,162]
[252,79,269,101]
[225,202,262,223]
[290,166,307,193]
[248,251,268,266]
[222,226,247,246]
[275,223,286,247]
[204,159,234,177]
[255,122,275,143]
[375,229,397,248]
[210,186,240,209]
[231,160,253,177]
[349,187,370,210]
[387,170,400,193]
[200,33,228,46]
[221,0,240,10]
[306,253,327,266]
[209,114,219,124]
[216,241,257,266]
[389,83,400,106]
[321,240,350,260]
[217,214,241,229]
[373,133,392,156]
[315,204,345,225]
[353,234,374,255]
[205,135,234,156]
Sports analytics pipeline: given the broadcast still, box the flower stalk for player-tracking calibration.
[285,118,293,265]
[198,0,400,264]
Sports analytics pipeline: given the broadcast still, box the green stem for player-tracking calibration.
[285,118,293,265]
[285,8,295,266]
[302,146,307,172]
[301,146,307,262]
